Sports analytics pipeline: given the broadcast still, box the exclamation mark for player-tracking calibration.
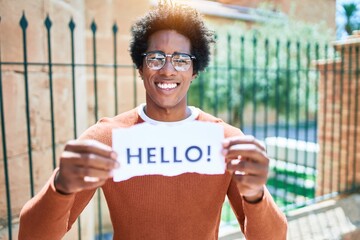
[207,146,211,161]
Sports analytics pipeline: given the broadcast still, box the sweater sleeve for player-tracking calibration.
[219,119,287,239]
[227,180,288,240]
[18,119,115,240]
[18,169,96,240]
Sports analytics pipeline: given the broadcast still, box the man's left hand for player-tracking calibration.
[222,135,269,203]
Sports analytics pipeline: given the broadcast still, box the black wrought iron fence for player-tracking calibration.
[0,13,138,240]
[193,33,360,224]
[0,13,359,240]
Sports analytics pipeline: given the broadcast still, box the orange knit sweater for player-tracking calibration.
[19,107,287,240]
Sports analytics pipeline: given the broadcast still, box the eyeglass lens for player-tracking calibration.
[145,52,193,71]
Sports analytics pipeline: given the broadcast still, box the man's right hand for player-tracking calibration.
[54,139,119,194]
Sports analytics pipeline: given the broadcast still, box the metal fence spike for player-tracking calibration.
[112,23,118,34]
[19,12,28,29]
[44,15,52,29]
[69,18,76,30]
[91,20,97,32]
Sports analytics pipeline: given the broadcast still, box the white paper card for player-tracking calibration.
[112,121,225,182]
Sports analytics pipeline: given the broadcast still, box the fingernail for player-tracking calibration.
[115,161,120,168]
[222,139,230,146]
[111,152,117,160]
[221,149,228,156]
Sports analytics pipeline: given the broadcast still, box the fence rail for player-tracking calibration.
[0,13,359,239]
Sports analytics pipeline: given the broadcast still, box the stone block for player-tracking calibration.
[85,67,143,126]
[0,71,29,158]
[51,71,77,143]
[0,0,87,70]
[0,222,19,240]
[0,153,32,221]
[0,1,87,93]
[0,147,54,222]
[84,0,149,66]
[94,190,112,234]
[0,70,76,157]
[0,0,47,71]
[44,0,86,64]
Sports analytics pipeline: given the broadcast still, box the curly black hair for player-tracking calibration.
[129,1,215,74]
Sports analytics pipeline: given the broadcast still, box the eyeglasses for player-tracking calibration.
[142,51,196,72]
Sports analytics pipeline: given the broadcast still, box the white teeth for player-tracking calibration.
[157,83,177,89]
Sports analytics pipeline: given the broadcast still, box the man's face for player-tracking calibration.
[139,30,196,114]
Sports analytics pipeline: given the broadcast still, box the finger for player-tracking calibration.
[72,165,114,180]
[55,169,107,194]
[232,174,267,188]
[223,135,266,151]
[83,176,100,182]
[65,140,117,160]
[227,160,268,175]
[61,151,120,170]
[225,145,269,164]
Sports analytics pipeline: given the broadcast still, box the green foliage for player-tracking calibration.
[188,11,334,125]
[340,2,360,35]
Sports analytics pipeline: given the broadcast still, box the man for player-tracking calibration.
[19,1,287,239]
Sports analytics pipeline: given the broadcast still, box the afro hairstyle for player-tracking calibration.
[129,0,215,74]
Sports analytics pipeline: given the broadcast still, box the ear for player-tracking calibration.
[138,67,144,80]
[191,73,198,82]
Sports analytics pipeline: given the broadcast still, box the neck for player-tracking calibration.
[144,104,191,122]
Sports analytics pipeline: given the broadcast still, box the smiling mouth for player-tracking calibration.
[156,82,178,90]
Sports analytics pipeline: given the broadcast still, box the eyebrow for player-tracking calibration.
[147,50,191,55]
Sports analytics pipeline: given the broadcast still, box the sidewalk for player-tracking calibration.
[219,193,360,240]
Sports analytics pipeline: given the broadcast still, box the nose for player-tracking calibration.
[159,56,177,76]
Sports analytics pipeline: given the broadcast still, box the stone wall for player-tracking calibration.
[0,1,87,239]
[316,33,360,195]
[83,0,148,123]
[0,0,148,239]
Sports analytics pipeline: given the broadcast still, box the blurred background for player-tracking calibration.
[0,0,359,239]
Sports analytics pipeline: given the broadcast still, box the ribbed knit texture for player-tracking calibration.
[19,107,287,240]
